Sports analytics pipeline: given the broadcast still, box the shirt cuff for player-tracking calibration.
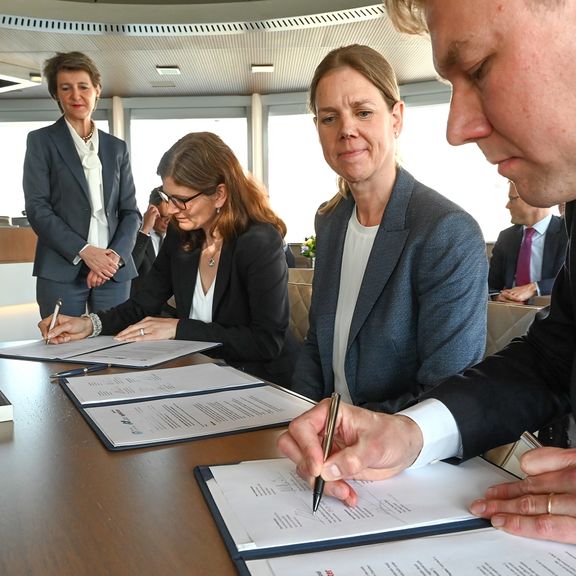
[73,244,91,265]
[397,398,463,468]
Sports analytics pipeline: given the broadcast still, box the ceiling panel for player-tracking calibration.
[0,2,436,100]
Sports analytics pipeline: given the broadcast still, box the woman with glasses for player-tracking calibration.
[39,132,298,386]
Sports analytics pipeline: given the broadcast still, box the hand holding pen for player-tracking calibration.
[313,392,340,512]
[45,298,62,345]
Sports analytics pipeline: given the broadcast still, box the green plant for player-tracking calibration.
[301,235,316,258]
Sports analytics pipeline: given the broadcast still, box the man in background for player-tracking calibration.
[489,181,567,303]
[131,187,170,296]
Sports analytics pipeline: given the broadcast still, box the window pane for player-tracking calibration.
[130,118,248,211]
[268,114,338,243]
[400,103,510,241]
[0,119,108,220]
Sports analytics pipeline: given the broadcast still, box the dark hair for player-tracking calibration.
[149,187,164,206]
[309,45,401,214]
[157,132,286,250]
[43,51,101,104]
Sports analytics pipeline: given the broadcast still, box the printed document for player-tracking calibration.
[0,337,220,367]
[205,457,516,552]
[65,363,263,405]
[245,528,576,576]
[85,385,312,448]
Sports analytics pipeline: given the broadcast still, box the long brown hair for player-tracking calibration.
[157,132,286,250]
[309,44,401,215]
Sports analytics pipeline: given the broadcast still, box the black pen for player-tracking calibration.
[312,392,341,513]
[50,363,111,379]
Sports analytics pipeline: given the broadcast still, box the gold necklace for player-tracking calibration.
[81,122,95,143]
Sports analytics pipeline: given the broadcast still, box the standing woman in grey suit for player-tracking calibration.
[291,45,488,412]
[24,51,140,318]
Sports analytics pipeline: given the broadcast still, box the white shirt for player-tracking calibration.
[190,268,214,323]
[65,119,108,250]
[150,230,164,257]
[333,209,378,404]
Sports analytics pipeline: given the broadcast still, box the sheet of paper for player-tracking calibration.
[245,528,576,576]
[85,385,312,447]
[65,363,263,405]
[207,457,516,552]
[72,339,220,367]
[0,336,120,360]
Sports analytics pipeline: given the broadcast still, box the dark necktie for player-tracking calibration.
[514,227,536,286]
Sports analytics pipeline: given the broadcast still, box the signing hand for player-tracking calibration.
[277,400,423,507]
[39,314,93,344]
[469,447,576,543]
[114,317,179,342]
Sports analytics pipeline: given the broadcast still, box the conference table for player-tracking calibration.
[0,346,286,575]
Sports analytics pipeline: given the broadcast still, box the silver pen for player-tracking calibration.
[45,298,62,345]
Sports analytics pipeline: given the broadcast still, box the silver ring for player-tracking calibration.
[139,328,145,337]
[547,492,555,515]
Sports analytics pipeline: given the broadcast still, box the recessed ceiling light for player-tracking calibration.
[156,65,181,76]
[29,72,42,83]
[251,64,274,73]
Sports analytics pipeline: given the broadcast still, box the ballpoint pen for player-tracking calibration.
[312,391,341,513]
[45,298,62,345]
[50,363,111,379]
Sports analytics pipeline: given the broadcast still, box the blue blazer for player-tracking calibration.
[23,116,140,283]
[292,168,488,413]
[488,216,567,295]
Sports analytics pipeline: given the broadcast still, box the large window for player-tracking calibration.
[400,103,510,242]
[0,119,109,220]
[267,113,338,243]
[129,118,248,211]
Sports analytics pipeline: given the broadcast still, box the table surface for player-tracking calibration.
[0,348,285,575]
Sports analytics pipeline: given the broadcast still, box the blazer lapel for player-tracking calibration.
[51,116,90,199]
[98,132,114,209]
[542,216,561,277]
[347,168,411,347]
[212,238,234,316]
[175,248,199,317]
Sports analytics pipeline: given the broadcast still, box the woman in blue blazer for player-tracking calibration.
[291,45,488,412]
[23,51,140,319]
[40,132,298,387]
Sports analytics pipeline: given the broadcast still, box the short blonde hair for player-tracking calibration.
[383,0,429,35]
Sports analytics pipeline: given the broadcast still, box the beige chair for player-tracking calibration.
[484,301,542,358]
[287,268,313,342]
[483,301,545,469]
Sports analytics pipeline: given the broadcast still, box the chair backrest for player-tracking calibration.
[483,300,545,470]
[485,301,543,358]
[287,268,313,342]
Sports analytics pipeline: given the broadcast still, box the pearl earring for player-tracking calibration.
[216,207,221,214]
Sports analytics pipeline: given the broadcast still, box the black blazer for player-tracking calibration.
[130,230,158,296]
[428,205,576,459]
[98,222,298,387]
[488,216,567,295]
[23,116,140,283]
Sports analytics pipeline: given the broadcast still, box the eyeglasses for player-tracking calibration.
[158,187,203,210]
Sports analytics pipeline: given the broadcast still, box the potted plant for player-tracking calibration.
[301,235,316,267]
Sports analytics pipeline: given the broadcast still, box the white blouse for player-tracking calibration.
[189,268,214,323]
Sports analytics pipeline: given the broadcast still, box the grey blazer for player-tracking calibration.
[23,116,140,283]
[292,168,488,413]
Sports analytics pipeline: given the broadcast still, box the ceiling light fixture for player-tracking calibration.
[250,64,274,73]
[29,72,42,83]
[155,65,181,76]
